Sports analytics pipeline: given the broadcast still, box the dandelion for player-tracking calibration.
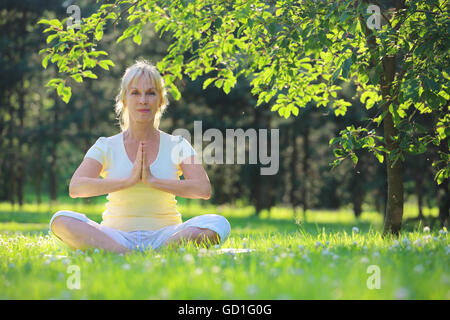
[183,254,194,263]
[401,238,410,246]
[195,268,203,276]
[222,281,233,293]
[422,235,432,242]
[423,226,430,233]
[122,263,131,270]
[360,257,369,264]
[413,264,424,273]
[246,284,259,296]
[413,239,423,247]
[352,227,360,234]
[394,287,410,300]
[372,251,380,258]
[85,257,93,263]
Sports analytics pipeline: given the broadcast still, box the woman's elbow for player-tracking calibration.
[68,182,79,198]
[201,183,211,200]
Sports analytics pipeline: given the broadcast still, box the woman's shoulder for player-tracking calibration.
[92,132,123,148]
[159,130,189,144]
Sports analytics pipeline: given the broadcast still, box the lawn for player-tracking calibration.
[0,200,448,299]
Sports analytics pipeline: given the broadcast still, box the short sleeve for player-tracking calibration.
[84,137,107,166]
[174,135,197,165]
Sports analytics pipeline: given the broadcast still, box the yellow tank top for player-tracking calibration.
[83,130,196,231]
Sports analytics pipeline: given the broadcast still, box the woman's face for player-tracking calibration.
[124,75,161,126]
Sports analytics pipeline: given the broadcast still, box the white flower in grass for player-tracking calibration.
[422,235,432,242]
[179,247,186,253]
[222,281,233,293]
[214,244,220,249]
[195,268,203,276]
[360,257,369,264]
[122,263,131,270]
[423,226,430,233]
[183,254,194,263]
[321,249,331,256]
[401,238,410,246]
[352,227,360,234]
[85,257,93,263]
[372,251,380,258]
[212,266,220,273]
[394,287,410,300]
[93,249,100,254]
[246,284,259,296]
[413,264,424,273]
[413,239,423,247]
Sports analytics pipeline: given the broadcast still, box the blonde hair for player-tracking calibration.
[115,59,169,131]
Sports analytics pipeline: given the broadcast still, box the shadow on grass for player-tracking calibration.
[0,208,430,237]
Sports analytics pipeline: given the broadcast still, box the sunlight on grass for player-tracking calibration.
[0,200,448,300]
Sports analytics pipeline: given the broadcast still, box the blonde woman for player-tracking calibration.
[48,60,230,254]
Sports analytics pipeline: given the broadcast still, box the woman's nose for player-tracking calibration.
[139,93,147,103]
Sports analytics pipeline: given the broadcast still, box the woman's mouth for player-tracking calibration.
[138,109,150,113]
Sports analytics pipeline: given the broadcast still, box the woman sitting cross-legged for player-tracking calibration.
[48,59,231,254]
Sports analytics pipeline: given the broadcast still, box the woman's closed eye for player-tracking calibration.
[132,91,155,95]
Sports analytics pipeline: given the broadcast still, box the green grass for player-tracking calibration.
[0,201,448,299]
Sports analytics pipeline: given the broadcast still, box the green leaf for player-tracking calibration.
[98,59,115,70]
[133,33,142,45]
[203,78,216,90]
[169,83,181,100]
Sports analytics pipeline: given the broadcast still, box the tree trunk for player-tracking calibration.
[17,77,25,206]
[49,91,58,202]
[438,137,449,228]
[8,92,15,205]
[415,175,424,220]
[382,55,404,237]
[301,121,310,221]
[290,126,298,219]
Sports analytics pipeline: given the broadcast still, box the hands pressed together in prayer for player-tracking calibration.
[127,141,156,188]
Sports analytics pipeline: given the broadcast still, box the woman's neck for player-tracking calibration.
[124,123,159,142]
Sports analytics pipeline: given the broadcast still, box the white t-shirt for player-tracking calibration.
[84,130,196,231]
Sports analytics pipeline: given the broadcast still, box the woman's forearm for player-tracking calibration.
[69,177,130,198]
[147,178,211,200]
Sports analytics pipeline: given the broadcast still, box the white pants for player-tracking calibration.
[48,210,231,252]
